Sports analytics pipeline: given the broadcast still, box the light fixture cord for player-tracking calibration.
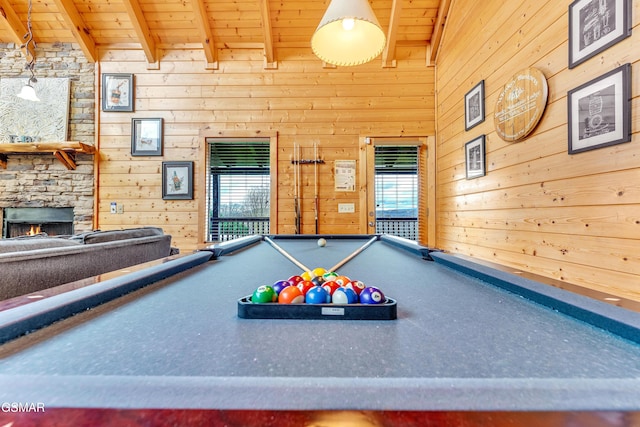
[21,0,37,84]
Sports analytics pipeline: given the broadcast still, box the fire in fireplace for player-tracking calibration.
[3,207,74,238]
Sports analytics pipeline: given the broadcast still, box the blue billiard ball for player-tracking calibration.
[359,286,385,304]
[305,286,330,304]
[331,287,358,304]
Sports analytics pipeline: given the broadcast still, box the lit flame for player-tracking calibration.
[27,225,41,235]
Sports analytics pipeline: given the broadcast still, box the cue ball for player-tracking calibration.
[317,238,326,247]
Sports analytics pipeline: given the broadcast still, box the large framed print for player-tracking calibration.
[569,0,632,69]
[465,135,486,179]
[162,161,193,200]
[568,63,631,154]
[102,73,134,112]
[465,80,485,131]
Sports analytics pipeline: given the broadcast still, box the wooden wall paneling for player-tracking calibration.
[436,0,640,299]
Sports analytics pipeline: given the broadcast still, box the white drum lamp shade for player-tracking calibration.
[311,0,386,66]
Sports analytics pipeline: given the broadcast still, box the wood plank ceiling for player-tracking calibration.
[0,0,448,67]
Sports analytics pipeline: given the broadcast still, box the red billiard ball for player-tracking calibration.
[359,286,385,304]
[296,280,315,295]
[288,275,304,285]
[305,286,330,304]
[331,287,358,304]
[278,286,304,304]
[252,285,277,303]
[322,281,340,296]
[344,280,366,295]
[272,280,291,295]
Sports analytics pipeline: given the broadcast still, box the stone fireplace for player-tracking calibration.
[0,153,94,238]
[0,42,96,238]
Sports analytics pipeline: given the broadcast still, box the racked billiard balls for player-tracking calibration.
[278,286,304,304]
[331,287,358,304]
[305,286,330,304]
[359,286,385,304]
[252,285,277,303]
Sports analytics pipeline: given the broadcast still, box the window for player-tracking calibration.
[374,145,418,240]
[207,139,270,241]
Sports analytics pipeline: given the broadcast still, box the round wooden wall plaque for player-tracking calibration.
[494,67,548,142]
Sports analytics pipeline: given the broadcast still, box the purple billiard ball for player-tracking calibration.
[272,280,291,295]
[305,286,330,304]
[359,286,385,304]
[331,287,358,304]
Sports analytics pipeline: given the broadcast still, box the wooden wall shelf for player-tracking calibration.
[0,142,96,170]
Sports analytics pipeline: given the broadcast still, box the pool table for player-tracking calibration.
[1,234,639,426]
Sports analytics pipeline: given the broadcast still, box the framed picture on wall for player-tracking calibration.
[464,80,485,131]
[567,63,631,154]
[568,0,632,69]
[465,135,486,179]
[131,118,163,156]
[102,73,134,112]
[162,161,193,200]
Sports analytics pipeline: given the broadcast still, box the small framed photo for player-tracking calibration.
[465,80,485,131]
[568,0,632,69]
[465,135,486,179]
[568,63,631,154]
[102,73,134,112]
[162,161,193,200]
[131,118,163,156]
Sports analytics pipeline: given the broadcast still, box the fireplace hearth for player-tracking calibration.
[3,207,74,238]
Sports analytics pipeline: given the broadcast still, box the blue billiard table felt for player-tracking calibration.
[1,238,639,411]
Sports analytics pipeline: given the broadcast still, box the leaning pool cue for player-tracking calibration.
[314,141,319,234]
[328,236,378,273]
[264,236,311,273]
[293,143,300,234]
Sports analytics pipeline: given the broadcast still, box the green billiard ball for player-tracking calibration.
[252,285,277,303]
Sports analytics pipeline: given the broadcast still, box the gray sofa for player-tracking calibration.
[0,227,173,300]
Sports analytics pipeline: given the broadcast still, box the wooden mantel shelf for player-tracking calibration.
[0,142,96,170]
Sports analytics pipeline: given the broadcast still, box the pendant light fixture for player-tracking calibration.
[311,0,386,67]
[17,0,40,102]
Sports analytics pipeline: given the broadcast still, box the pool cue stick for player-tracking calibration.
[329,236,378,272]
[314,142,319,234]
[264,236,311,272]
[296,143,302,233]
[293,143,300,234]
